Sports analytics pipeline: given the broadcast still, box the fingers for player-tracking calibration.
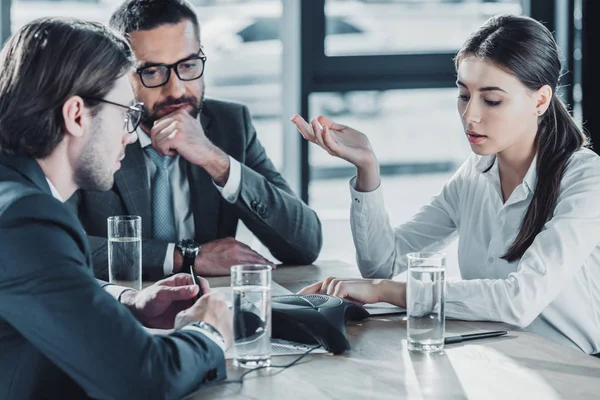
[331,282,348,299]
[225,239,275,267]
[326,278,340,296]
[297,280,323,294]
[156,284,200,301]
[195,291,227,307]
[321,125,340,155]
[150,120,179,154]
[311,118,327,149]
[290,114,317,143]
[317,115,346,131]
[297,276,337,295]
[198,276,211,295]
[156,273,194,287]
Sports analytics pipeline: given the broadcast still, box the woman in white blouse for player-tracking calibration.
[291,14,600,355]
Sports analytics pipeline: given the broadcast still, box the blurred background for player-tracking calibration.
[3,0,597,276]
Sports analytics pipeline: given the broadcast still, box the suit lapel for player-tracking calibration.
[189,109,221,243]
[114,141,153,238]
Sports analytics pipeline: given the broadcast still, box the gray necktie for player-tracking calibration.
[144,146,177,242]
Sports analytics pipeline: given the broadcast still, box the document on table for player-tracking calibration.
[224,338,329,359]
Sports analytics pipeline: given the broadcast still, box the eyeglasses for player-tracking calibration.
[82,97,144,133]
[135,47,207,89]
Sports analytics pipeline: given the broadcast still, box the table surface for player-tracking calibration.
[185,260,600,400]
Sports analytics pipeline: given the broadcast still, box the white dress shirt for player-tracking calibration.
[137,129,242,275]
[350,148,600,354]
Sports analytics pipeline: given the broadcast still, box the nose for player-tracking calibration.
[461,98,481,124]
[162,68,186,99]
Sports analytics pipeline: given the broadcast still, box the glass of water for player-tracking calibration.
[231,264,272,369]
[406,252,446,353]
[107,215,142,290]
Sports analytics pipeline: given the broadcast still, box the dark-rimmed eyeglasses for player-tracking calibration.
[135,47,207,89]
[82,97,143,133]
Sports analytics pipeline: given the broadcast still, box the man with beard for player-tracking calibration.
[0,18,231,399]
[70,0,323,281]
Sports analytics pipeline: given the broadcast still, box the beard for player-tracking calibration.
[140,90,205,129]
[74,116,115,192]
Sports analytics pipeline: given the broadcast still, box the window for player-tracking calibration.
[11,0,285,170]
[308,88,469,271]
[237,17,280,43]
[325,0,524,56]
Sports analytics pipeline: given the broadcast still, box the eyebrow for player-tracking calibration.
[456,80,507,93]
[137,53,200,69]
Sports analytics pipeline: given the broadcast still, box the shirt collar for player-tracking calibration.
[474,154,538,194]
[45,178,64,202]
[522,155,538,194]
[137,126,152,148]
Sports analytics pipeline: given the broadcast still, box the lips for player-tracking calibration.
[160,103,191,114]
[467,131,487,144]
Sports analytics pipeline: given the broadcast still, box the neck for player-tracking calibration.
[36,150,77,202]
[496,132,537,186]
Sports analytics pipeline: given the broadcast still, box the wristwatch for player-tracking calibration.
[183,321,227,352]
[176,239,201,272]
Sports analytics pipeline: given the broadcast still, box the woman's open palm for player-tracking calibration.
[290,114,374,169]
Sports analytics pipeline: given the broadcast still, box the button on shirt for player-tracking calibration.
[350,149,600,354]
[137,128,242,275]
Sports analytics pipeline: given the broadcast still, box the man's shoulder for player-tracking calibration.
[0,168,76,229]
[203,98,249,119]
[0,164,43,217]
[0,188,72,227]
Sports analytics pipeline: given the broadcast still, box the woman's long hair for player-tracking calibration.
[455,14,588,262]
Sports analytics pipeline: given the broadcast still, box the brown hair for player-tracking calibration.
[456,14,588,262]
[0,17,133,158]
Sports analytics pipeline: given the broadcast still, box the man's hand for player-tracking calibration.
[120,273,210,329]
[175,237,275,276]
[150,110,230,185]
[174,292,234,350]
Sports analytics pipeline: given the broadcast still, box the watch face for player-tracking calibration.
[178,239,200,255]
[179,239,200,251]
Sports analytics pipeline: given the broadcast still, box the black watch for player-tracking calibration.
[176,239,201,272]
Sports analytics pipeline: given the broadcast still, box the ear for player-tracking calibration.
[534,84,553,116]
[62,95,87,139]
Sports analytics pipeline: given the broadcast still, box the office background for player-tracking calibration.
[1,0,597,271]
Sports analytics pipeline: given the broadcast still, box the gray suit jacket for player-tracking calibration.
[0,155,225,400]
[69,98,322,280]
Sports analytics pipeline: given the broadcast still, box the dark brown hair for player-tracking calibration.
[0,17,133,158]
[456,14,588,262]
[109,0,200,38]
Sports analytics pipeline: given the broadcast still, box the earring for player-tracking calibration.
[537,110,543,115]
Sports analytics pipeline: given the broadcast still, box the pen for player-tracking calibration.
[444,330,507,345]
[190,265,203,299]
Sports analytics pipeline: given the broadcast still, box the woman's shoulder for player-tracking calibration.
[566,147,600,172]
[561,147,600,188]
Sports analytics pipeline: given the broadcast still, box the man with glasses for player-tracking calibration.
[0,18,232,399]
[70,0,323,281]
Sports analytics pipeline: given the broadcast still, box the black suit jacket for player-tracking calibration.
[0,155,225,400]
[70,98,322,280]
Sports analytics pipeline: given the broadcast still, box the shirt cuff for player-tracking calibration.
[213,156,241,204]
[407,279,435,317]
[349,175,385,209]
[101,281,136,301]
[182,324,227,353]
[163,243,176,276]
